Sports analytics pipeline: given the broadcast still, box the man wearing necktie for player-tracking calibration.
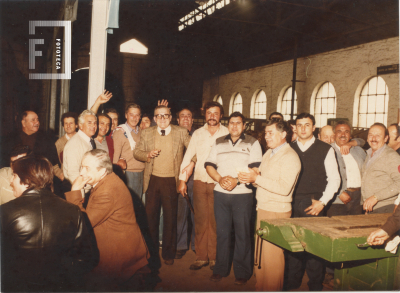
[63,110,98,186]
[134,105,191,267]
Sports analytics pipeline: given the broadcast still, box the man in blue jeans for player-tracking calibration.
[205,112,262,285]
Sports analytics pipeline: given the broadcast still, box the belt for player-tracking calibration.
[347,187,361,192]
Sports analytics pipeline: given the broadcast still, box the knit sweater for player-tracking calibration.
[255,143,301,212]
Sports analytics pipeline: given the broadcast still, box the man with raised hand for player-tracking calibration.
[134,105,191,267]
[178,101,229,271]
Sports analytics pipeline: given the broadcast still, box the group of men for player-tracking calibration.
[2,90,400,290]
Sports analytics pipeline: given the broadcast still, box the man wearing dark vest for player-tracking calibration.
[133,105,191,268]
[285,113,340,291]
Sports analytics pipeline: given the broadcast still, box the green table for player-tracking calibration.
[259,213,399,290]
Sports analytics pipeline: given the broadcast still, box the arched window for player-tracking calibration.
[214,95,223,105]
[278,87,297,120]
[312,82,336,128]
[357,76,389,128]
[251,90,267,119]
[230,93,243,114]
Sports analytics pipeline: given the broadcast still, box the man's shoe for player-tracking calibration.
[210,260,216,270]
[189,260,209,270]
[210,274,222,282]
[164,259,174,265]
[234,278,247,285]
[175,250,186,259]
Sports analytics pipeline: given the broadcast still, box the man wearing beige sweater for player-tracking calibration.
[113,104,145,198]
[239,119,301,291]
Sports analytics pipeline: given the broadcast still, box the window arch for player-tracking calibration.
[213,95,223,105]
[355,76,389,128]
[229,93,243,114]
[251,90,267,119]
[311,82,337,128]
[278,86,297,120]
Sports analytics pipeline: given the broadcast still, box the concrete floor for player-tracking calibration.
[154,249,334,292]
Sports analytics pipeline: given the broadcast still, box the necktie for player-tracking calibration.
[161,130,165,136]
[90,138,96,149]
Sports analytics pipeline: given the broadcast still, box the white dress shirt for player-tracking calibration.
[157,125,171,136]
[296,136,341,205]
[334,143,361,188]
[179,123,229,183]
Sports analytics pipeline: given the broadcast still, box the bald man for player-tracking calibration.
[318,125,335,144]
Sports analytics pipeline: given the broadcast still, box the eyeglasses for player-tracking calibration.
[155,114,171,120]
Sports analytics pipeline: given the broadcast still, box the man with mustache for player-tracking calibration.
[178,101,229,271]
[327,121,366,217]
[361,123,400,214]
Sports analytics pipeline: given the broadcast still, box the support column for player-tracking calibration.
[290,38,298,120]
[87,0,109,109]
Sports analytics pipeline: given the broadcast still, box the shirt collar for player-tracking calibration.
[66,133,71,140]
[367,144,386,158]
[271,142,287,157]
[296,135,315,148]
[77,130,92,144]
[224,133,245,146]
[157,125,171,136]
[125,122,139,134]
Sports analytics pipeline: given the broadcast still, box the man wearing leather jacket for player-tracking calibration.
[1,155,97,292]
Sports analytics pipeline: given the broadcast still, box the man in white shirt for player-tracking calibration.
[285,113,340,291]
[63,110,97,185]
[55,112,78,173]
[178,101,229,271]
[327,121,366,216]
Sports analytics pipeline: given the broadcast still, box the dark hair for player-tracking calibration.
[268,112,284,120]
[228,112,245,124]
[204,101,224,117]
[370,122,389,137]
[295,113,316,126]
[12,155,54,192]
[105,108,119,117]
[95,113,112,136]
[287,119,296,126]
[61,112,78,126]
[125,103,141,114]
[21,110,36,121]
[176,108,193,118]
[390,123,400,140]
[9,145,31,158]
[265,119,290,135]
[334,120,352,133]
[141,113,151,120]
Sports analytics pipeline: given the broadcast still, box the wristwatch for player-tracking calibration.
[236,178,241,185]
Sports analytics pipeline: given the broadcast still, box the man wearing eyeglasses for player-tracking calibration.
[134,105,191,268]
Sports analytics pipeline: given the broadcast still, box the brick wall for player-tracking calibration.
[202,37,399,127]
